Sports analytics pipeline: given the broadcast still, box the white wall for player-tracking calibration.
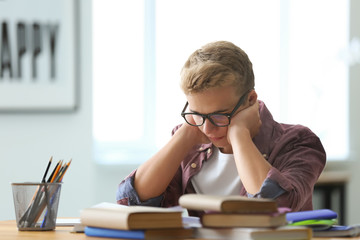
[1,0,360,225]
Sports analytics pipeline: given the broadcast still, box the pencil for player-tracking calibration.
[41,156,52,183]
[59,159,72,182]
[20,157,53,226]
[50,160,63,183]
[47,160,60,183]
[54,159,71,182]
[31,156,53,203]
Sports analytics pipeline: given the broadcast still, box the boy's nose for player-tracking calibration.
[202,118,216,134]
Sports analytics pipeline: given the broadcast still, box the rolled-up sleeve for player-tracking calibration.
[247,177,286,199]
[250,132,326,212]
[116,171,163,207]
[244,102,327,212]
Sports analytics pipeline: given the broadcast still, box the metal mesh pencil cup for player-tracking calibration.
[11,182,62,231]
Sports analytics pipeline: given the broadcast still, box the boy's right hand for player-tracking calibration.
[180,118,211,145]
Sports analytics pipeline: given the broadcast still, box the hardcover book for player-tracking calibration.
[80,202,183,230]
[84,226,194,239]
[200,208,289,228]
[179,194,278,213]
[194,226,312,240]
[313,225,360,237]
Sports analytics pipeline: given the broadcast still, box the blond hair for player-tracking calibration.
[180,41,254,95]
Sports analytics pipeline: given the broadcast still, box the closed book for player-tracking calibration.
[179,194,278,213]
[80,202,183,230]
[194,226,312,240]
[84,226,194,239]
[288,219,337,231]
[313,225,360,237]
[286,209,337,223]
[200,208,289,228]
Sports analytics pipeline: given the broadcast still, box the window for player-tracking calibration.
[93,0,349,164]
[92,0,151,163]
[283,0,349,159]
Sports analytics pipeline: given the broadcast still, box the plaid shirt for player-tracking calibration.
[117,101,326,216]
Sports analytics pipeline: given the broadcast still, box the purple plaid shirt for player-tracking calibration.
[116,101,326,216]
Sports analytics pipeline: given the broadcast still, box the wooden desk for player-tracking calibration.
[1,220,359,240]
[0,220,87,240]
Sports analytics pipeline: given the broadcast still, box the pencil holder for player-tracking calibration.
[11,182,62,231]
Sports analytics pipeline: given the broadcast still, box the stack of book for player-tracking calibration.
[287,209,360,237]
[79,195,317,240]
[79,202,193,239]
[179,194,312,240]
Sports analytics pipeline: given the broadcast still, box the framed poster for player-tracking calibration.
[0,0,78,112]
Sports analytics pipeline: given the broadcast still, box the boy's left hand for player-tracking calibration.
[227,100,261,143]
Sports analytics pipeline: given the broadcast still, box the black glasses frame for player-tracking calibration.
[181,89,252,127]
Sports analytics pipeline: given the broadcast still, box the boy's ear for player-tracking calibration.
[248,90,258,105]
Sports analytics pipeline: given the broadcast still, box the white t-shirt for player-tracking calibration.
[191,147,242,195]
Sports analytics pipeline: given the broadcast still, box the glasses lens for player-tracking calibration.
[209,114,229,126]
[184,114,204,126]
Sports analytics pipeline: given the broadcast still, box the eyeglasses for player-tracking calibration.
[181,89,252,127]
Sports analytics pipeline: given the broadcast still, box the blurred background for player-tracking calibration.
[0,0,359,225]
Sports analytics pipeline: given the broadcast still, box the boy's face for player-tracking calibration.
[186,86,247,153]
